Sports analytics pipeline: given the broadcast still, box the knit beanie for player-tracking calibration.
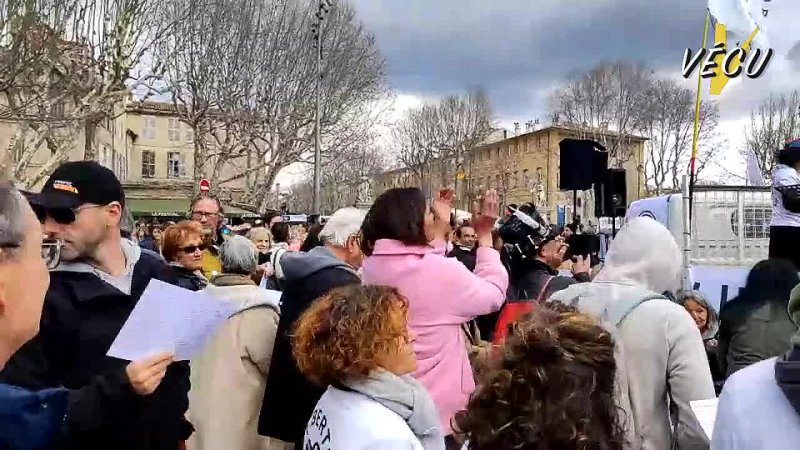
[789,283,800,346]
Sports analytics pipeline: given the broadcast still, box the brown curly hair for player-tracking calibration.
[292,284,410,385]
[454,302,625,450]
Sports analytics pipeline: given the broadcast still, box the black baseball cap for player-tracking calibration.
[26,161,125,210]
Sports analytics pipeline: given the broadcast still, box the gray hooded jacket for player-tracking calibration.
[550,218,715,450]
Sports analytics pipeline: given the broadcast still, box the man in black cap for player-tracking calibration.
[0,161,192,450]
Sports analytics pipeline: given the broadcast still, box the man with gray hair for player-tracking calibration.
[259,207,367,449]
[0,182,66,449]
[189,235,281,450]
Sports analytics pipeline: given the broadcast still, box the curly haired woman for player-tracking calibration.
[455,303,626,450]
[293,284,445,450]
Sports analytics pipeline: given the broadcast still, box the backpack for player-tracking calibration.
[263,247,287,291]
[552,285,677,450]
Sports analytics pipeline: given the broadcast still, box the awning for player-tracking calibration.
[127,198,260,219]
[128,198,190,218]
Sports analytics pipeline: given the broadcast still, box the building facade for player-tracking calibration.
[374,125,647,224]
[2,97,257,219]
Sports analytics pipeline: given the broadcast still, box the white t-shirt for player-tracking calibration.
[304,386,424,450]
[771,164,800,227]
[712,358,800,450]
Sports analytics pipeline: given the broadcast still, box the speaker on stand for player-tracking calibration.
[594,168,627,236]
[559,139,608,223]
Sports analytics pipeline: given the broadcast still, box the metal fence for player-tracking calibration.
[690,188,771,266]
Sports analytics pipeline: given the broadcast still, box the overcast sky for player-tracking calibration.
[277,0,800,185]
[345,0,800,179]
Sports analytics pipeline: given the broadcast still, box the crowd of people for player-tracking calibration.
[2,156,800,449]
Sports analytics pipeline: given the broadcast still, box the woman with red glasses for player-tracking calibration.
[162,220,208,291]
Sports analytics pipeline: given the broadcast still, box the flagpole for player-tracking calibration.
[689,8,711,224]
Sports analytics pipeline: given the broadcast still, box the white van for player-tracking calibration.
[626,186,771,311]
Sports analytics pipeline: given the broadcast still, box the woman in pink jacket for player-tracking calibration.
[360,187,508,446]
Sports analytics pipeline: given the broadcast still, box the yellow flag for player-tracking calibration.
[710,23,760,95]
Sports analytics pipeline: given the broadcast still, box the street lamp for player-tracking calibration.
[311,0,334,215]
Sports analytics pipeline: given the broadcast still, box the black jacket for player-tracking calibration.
[0,250,192,450]
[258,246,359,448]
[447,245,477,272]
[168,265,206,292]
[509,259,589,301]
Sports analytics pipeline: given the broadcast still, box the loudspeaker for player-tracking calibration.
[594,168,627,217]
[559,139,608,191]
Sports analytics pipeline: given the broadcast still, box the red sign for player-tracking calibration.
[199,179,211,193]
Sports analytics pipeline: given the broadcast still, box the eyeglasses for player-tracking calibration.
[32,204,104,225]
[190,211,219,220]
[0,239,62,269]
[41,239,63,269]
[179,243,207,254]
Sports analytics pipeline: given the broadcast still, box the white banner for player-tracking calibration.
[689,265,752,312]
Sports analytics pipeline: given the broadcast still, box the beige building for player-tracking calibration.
[375,125,647,223]
[1,97,258,220]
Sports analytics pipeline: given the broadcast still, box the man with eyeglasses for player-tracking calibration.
[189,194,224,279]
[0,161,193,450]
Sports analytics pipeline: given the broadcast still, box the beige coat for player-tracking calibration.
[187,277,281,450]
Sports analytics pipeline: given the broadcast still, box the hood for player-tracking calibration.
[594,217,681,294]
[680,290,720,340]
[54,238,142,275]
[51,239,142,295]
[280,245,356,282]
[203,282,281,313]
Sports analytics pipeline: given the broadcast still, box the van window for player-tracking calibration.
[730,207,772,239]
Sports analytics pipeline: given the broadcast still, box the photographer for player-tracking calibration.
[492,204,590,344]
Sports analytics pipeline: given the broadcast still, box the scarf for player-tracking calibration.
[209,273,256,287]
[343,369,445,450]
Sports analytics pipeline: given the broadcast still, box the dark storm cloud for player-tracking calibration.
[349,0,710,118]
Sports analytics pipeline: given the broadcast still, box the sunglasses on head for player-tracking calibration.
[179,243,207,254]
[32,204,104,225]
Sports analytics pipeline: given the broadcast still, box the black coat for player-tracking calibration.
[447,245,477,272]
[168,265,206,292]
[0,251,192,450]
[509,259,589,301]
[257,254,359,448]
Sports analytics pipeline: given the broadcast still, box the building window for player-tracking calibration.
[51,101,65,118]
[141,151,155,178]
[168,118,180,142]
[523,169,530,188]
[142,116,156,140]
[512,171,519,189]
[167,151,186,178]
[496,174,502,191]
[185,125,194,143]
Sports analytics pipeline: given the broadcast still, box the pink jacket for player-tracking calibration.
[361,239,508,434]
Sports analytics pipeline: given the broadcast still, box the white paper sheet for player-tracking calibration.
[107,280,237,361]
[690,398,719,440]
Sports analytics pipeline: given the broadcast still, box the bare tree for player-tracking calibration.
[0,0,188,187]
[159,0,386,208]
[641,79,722,194]
[743,91,800,181]
[391,87,494,198]
[550,61,654,167]
[289,144,387,213]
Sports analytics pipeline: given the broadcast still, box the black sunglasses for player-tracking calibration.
[32,204,104,225]
[179,243,207,254]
